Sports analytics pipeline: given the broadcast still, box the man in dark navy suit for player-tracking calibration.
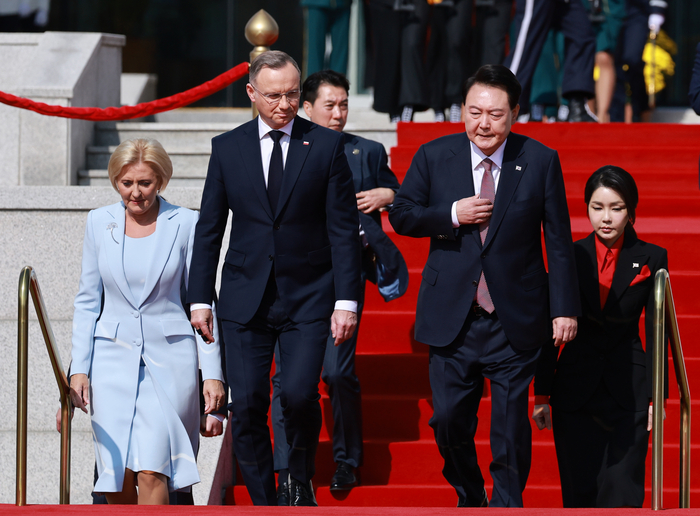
[389,65,580,507]
[270,70,408,501]
[188,51,362,507]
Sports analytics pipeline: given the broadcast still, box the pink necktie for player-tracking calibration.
[476,158,495,313]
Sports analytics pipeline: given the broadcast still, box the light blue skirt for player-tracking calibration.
[125,360,172,478]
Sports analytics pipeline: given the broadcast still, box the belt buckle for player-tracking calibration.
[472,304,486,317]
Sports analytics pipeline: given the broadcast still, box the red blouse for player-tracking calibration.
[595,233,625,308]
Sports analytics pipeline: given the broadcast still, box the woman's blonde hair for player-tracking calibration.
[107,139,173,193]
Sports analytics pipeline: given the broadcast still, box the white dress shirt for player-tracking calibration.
[192,116,356,314]
[451,139,508,228]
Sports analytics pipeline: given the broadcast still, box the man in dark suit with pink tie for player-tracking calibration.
[389,65,581,507]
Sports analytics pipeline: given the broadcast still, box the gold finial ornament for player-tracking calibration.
[245,9,279,63]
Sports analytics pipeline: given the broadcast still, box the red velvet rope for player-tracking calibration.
[0,61,250,121]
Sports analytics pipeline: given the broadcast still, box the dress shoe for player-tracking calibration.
[457,489,489,507]
[566,96,598,122]
[277,474,290,506]
[289,477,317,506]
[330,462,359,491]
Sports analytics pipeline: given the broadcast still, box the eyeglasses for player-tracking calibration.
[250,83,301,106]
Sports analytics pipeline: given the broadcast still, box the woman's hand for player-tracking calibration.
[69,374,90,413]
[647,403,667,431]
[202,379,226,414]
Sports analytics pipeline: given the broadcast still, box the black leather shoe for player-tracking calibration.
[290,477,317,506]
[330,462,359,491]
[277,474,290,506]
[457,489,489,507]
[567,96,598,122]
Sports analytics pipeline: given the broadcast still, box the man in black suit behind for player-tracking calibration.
[389,65,581,507]
[270,70,408,500]
[188,51,361,507]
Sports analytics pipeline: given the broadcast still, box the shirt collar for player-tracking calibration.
[257,116,295,140]
[470,139,507,171]
[595,231,625,270]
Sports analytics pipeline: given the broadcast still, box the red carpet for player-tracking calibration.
[2,506,700,515]
[227,122,700,508]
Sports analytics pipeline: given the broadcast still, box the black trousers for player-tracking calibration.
[553,382,649,508]
[428,309,540,507]
[272,278,365,471]
[427,0,472,111]
[223,273,329,505]
[369,1,429,115]
[504,0,595,112]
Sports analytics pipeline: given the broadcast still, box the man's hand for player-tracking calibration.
[357,188,395,214]
[200,415,224,437]
[331,309,358,346]
[202,379,226,414]
[69,374,90,413]
[455,196,493,225]
[191,308,215,344]
[532,404,552,430]
[552,316,577,346]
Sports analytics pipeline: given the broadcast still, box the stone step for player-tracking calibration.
[94,122,236,148]
[86,145,210,176]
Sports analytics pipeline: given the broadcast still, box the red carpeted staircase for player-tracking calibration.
[227,122,700,508]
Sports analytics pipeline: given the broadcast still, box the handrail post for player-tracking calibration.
[16,267,31,506]
[652,269,692,509]
[16,266,72,505]
[651,269,666,510]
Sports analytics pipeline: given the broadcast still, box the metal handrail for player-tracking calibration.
[17,266,72,505]
[652,268,691,510]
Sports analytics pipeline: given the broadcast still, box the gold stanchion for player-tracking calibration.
[648,30,658,110]
[245,9,279,119]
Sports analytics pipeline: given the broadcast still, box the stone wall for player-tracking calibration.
[0,32,124,187]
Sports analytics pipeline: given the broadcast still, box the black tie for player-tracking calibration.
[267,130,284,214]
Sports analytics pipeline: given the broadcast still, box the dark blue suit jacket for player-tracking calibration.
[344,132,408,301]
[389,131,580,350]
[689,42,700,115]
[188,116,362,323]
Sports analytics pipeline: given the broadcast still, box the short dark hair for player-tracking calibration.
[302,70,350,105]
[584,165,639,223]
[249,50,301,86]
[462,65,522,110]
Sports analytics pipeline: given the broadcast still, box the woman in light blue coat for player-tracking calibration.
[69,139,225,504]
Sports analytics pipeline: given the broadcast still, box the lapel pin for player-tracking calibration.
[632,263,639,268]
[353,148,360,155]
[515,165,522,171]
[107,222,119,244]
[303,141,310,146]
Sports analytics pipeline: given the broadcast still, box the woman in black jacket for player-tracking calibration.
[533,165,668,507]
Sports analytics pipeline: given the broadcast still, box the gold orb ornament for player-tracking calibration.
[245,9,279,62]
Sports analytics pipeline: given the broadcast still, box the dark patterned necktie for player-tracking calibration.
[267,130,284,213]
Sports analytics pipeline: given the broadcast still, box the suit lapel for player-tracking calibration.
[344,134,363,192]
[238,119,273,220]
[580,233,604,317]
[138,200,180,307]
[446,135,479,245]
[483,137,526,249]
[276,117,311,218]
[605,234,649,311]
[103,204,137,308]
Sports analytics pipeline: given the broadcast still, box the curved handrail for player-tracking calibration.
[17,266,72,505]
[651,268,691,509]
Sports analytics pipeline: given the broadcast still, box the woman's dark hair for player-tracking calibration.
[584,165,639,223]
